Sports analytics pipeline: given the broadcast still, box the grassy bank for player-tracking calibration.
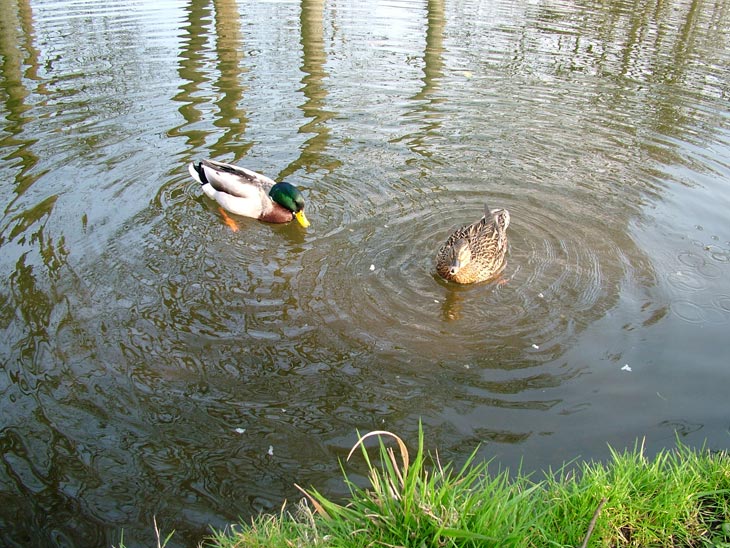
[204,428,730,548]
[121,428,730,548]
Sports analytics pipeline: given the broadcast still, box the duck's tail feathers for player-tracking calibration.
[484,202,499,222]
[188,162,207,185]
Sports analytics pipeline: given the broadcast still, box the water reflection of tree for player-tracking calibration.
[279,0,340,180]
[211,0,250,158]
[0,0,40,200]
[390,0,446,159]
[170,0,250,157]
[517,0,729,142]
[0,4,142,546]
[168,0,213,149]
[0,0,64,346]
[0,16,82,528]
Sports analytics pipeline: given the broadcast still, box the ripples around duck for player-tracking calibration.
[287,184,643,370]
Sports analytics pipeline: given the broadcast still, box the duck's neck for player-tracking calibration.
[259,202,294,224]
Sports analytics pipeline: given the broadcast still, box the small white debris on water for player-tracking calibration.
[234,428,246,434]
[370,264,375,271]
[434,299,439,303]
[531,344,540,349]
[464,364,470,369]
[267,445,274,456]
[621,364,632,372]
[538,293,544,298]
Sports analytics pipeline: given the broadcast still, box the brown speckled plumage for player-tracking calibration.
[436,204,510,284]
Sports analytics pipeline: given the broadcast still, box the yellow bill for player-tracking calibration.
[294,210,310,228]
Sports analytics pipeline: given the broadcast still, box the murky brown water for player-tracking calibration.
[1,0,729,546]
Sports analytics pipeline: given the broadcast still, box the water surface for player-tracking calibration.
[1,0,729,546]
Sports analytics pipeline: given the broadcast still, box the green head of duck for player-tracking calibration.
[270,182,310,227]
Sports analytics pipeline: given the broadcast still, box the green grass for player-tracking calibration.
[117,427,730,547]
[205,427,730,548]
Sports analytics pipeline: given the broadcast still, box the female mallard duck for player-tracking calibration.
[436,203,510,284]
[188,159,310,227]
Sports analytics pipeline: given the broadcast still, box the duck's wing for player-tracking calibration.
[192,160,276,197]
[469,211,496,237]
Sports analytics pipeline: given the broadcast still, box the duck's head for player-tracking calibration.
[270,182,310,227]
[448,238,472,275]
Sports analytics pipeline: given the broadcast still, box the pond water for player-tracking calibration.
[1,0,729,545]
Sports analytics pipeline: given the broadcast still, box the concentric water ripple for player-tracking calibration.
[295,191,646,367]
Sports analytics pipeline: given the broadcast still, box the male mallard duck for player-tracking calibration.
[436,203,510,284]
[188,159,310,227]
